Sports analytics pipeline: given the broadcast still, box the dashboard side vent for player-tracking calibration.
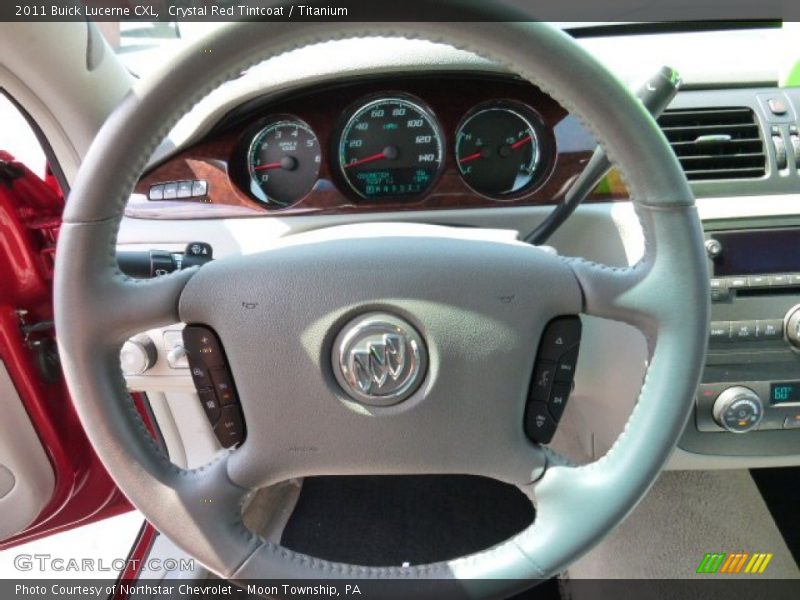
[657,107,766,181]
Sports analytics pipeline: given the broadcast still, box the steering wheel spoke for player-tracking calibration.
[566,203,707,340]
[56,220,196,346]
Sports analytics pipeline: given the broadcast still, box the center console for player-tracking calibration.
[680,220,800,456]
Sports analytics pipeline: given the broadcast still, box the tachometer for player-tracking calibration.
[455,102,544,198]
[247,117,321,206]
[337,96,443,199]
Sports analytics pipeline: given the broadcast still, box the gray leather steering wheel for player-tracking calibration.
[54,10,708,598]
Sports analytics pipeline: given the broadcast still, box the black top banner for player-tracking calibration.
[0,0,793,22]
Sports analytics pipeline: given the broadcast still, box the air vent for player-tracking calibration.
[657,107,766,181]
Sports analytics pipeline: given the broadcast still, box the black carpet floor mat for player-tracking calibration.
[751,467,800,564]
[281,475,535,567]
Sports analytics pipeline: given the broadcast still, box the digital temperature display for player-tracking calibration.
[770,382,800,404]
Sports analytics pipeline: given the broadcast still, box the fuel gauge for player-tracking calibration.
[455,103,544,198]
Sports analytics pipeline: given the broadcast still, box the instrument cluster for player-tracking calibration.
[236,93,552,208]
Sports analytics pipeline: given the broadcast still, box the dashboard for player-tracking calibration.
[132,74,625,218]
[116,31,800,472]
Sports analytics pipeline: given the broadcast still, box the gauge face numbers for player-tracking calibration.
[456,105,541,197]
[247,119,321,206]
[338,97,443,199]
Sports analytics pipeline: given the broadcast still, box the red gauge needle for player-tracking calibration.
[458,151,483,164]
[343,151,389,169]
[511,135,533,150]
[253,161,283,171]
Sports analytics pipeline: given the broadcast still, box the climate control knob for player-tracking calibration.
[712,386,763,433]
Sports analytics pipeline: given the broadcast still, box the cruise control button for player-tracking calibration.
[210,367,237,405]
[554,347,579,382]
[548,383,571,421]
[198,389,222,425]
[529,361,556,403]
[539,316,582,361]
[709,321,731,343]
[189,365,211,389]
[183,325,225,368]
[214,405,245,448]
[524,402,557,444]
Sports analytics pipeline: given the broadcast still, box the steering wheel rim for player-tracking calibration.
[54,10,708,597]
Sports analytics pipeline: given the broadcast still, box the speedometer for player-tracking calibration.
[337,96,443,199]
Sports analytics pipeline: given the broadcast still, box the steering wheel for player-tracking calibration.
[54,9,708,598]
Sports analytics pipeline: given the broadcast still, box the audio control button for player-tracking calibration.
[554,347,579,382]
[525,402,557,444]
[784,414,800,429]
[726,276,748,289]
[709,321,731,343]
[731,321,757,341]
[747,275,769,287]
[538,316,581,361]
[758,319,783,340]
[769,274,790,287]
[548,383,571,421]
[529,362,556,403]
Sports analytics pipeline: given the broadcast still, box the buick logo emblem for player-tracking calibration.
[332,313,427,405]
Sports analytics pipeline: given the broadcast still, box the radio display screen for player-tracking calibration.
[770,382,800,404]
[711,228,800,276]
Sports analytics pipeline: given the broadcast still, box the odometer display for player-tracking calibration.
[338,96,443,199]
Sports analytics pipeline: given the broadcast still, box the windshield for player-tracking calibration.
[101,21,786,79]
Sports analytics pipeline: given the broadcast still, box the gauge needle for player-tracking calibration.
[458,151,483,164]
[344,146,399,169]
[343,151,387,169]
[254,156,298,172]
[511,135,533,150]
[253,161,283,171]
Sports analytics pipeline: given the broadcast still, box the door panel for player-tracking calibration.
[0,361,53,538]
[0,149,132,548]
